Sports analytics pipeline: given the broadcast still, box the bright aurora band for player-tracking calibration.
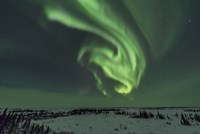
[44,0,187,96]
[0,0,200,107]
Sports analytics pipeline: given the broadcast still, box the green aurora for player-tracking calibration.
[44,0,187,96]
[0,0,200,108]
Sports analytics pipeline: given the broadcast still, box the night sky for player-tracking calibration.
[0,0,200,108]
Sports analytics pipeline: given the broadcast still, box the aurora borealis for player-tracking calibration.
[45,0,146,95]
[0,0,200,108]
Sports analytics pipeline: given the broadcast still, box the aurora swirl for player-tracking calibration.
[44,0,187,96]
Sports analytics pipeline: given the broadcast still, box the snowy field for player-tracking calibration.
[1,108,200,134]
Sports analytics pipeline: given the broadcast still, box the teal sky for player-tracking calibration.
[0,0,200,108]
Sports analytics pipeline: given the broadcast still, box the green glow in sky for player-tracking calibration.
[45,0,146,96]
[0,0,200,108]
[44,0,186,96]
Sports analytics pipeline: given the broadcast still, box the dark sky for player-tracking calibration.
[0,0,200,108]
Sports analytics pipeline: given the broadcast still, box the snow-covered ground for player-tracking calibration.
[29,108,200,134]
